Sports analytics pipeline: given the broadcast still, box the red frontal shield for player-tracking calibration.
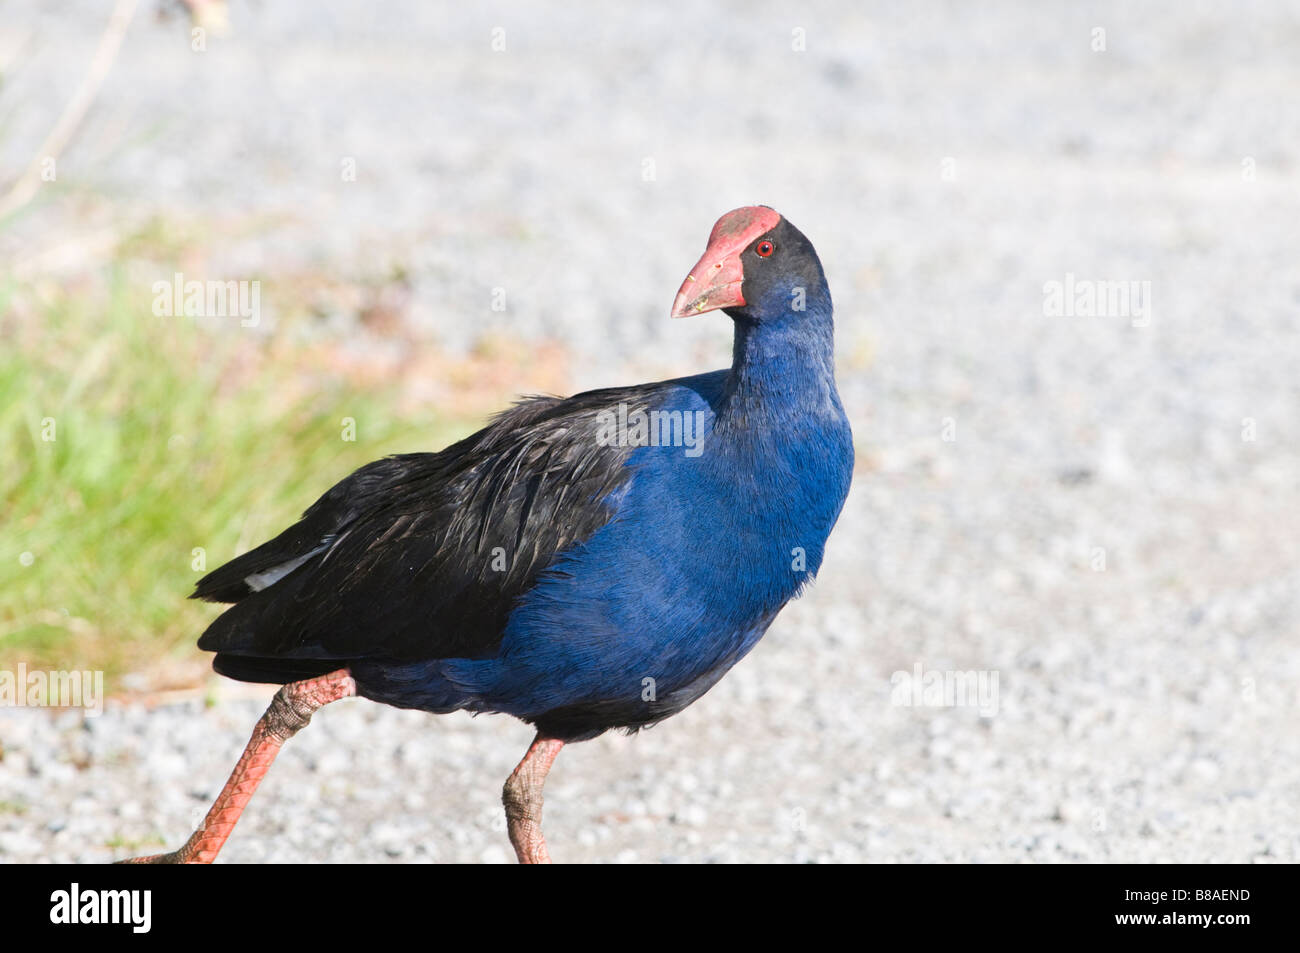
[670,206,782,318]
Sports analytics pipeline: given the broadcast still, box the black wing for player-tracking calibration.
[194,383,666,679]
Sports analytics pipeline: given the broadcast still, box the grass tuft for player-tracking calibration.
[1,265,476,690]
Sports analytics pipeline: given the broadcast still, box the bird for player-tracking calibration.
[121,206,854,864]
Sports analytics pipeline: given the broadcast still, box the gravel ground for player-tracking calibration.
[3,1,1300,862]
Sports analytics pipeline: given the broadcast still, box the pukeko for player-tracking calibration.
[122,206,853,864]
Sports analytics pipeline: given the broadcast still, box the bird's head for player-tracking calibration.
[670,206,829,325]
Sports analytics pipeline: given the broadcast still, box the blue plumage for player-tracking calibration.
[353,282,853,738]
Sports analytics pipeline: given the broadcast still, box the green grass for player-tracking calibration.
[0,267,474,689]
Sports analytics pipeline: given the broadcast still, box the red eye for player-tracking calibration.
[755,239,775,258]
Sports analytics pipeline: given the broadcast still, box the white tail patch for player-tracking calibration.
[244,543,330,592]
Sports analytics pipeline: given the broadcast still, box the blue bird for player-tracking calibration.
[122,207,853,864]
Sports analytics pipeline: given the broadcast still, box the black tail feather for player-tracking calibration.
[212,653,354,685]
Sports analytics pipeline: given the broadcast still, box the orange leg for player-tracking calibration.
[118,669,356,864]
[502,734,565,864]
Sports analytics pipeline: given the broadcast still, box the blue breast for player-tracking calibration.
[408,364,853,722]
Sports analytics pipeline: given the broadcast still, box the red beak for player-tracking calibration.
[670,206,782,318]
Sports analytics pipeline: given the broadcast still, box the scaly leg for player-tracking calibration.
[118,669,356,864]
[502,734,565,864]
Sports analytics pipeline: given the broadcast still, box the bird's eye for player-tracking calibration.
[755,240,775,258]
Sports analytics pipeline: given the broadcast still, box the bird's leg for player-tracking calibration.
[118,668,356,864]
[502,734,565,864]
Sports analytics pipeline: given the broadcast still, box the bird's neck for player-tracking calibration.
[720,302,840,425]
